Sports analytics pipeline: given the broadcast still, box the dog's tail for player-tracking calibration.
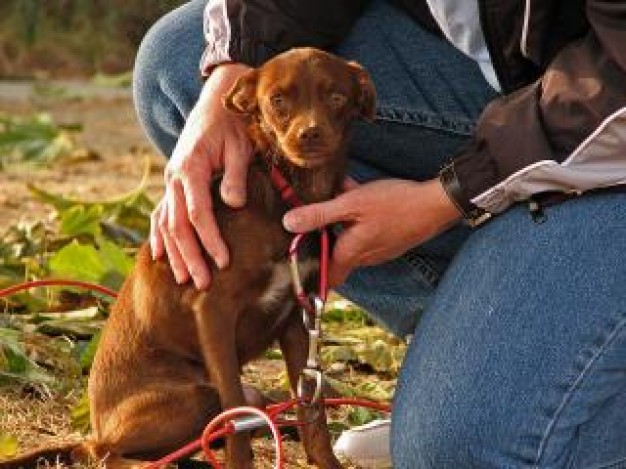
[0,441,83,469]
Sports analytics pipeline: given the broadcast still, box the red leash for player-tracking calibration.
[0,279,118,301]
[148,398,391,469]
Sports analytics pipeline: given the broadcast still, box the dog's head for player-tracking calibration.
[224,47,376,169]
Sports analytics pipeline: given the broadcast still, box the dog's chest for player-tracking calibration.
[258,259,319,315]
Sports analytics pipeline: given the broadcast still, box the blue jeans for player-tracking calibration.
[133,1,626,467]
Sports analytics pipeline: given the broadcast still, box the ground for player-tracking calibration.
[0,80,164,233]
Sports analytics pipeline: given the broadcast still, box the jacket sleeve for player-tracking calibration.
[442,1,626,220]
[200,0,369,75]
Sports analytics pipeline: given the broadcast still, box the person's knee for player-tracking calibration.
[390,373,520,468]
[391,389,475,468]
[133,9,181,109]
[132,1,207,156]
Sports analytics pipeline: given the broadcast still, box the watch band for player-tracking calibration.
[439,163,491,227]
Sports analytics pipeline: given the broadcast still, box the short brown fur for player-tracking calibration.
[0,48,375,469]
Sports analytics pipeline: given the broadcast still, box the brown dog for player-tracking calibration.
[0,47,375,468]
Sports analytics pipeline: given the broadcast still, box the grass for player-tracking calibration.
[0,0,187,78]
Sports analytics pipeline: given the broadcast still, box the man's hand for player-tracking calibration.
[282,178,462,286]
[150,63,253,290]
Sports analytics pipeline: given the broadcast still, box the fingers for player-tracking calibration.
[149,199,165,260]
[283,196,352,233]
[157,190,191,284]
[181,172,229,270]
[220,138,251,208]
[152,177,216,290]
[169,179,216,289]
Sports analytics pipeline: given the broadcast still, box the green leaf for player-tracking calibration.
[0,328,56,385]
[91,71,132,88]
[49,240,107,283]
[264,348,283,360]
[27,155,153,212]
[353,381,393,402]
[70,391,91,434]
[27,156,154,241]
[59,205,104,237]
[99,239,134,277]
[323,375,356,398]
[348,406,380,426]
[0,432,18,458]
[80,330,101,370]
[35,314,104,339]
[321,345,358,365]
[48,239,133,289]
[326,421,350,436]
[323,306,367,324]
[0,113,79,167]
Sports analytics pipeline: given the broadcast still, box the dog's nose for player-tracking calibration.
[298,125,322,144]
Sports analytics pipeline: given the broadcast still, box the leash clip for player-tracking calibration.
[297,367,323,405]
[289,228,329,408]
[297,296,324,405]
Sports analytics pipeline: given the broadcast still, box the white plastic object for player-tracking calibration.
[333,418,392,468]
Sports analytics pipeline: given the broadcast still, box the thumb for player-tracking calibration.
[283,198,348,233]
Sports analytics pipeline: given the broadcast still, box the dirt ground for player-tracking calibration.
[0,81,165,232]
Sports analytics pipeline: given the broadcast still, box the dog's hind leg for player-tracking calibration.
[280,313,342,469]
[92,383,221,464]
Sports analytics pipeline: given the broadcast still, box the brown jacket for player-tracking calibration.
[201,0,626,220]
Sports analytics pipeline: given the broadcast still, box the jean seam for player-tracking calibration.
[590,456,626,469]
[376,105,476,136]
[534,313,626,467]
[398,250,441,287]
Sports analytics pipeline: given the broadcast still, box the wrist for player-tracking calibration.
[424,178,464,228]
[438,163,491,227]
[200,63,253,103]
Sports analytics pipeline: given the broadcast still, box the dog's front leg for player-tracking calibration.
[279,313,342,469]
[193,295,253,469]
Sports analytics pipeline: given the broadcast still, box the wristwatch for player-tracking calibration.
[439,162,492,228]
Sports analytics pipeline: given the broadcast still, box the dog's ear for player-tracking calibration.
[348,61,376,122]
[223,69,259,115]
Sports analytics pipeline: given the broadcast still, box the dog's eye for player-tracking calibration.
[329,92,347,109]
[270,94,286,110]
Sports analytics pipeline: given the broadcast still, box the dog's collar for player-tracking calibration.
[261,150,304,208]
[269,164,303,208]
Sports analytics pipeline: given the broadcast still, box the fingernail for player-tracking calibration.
[194,277,210,290]
[214,254,228,270]
[224,185,245,206]
[283,213,299,232]
[173,268,189,284]
[149,239,157,259]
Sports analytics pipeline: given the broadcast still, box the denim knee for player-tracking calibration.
[132,0,207,156]
[391,385,485,468]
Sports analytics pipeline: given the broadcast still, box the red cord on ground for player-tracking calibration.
[147,397,391,469]
[0,278,118,300]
